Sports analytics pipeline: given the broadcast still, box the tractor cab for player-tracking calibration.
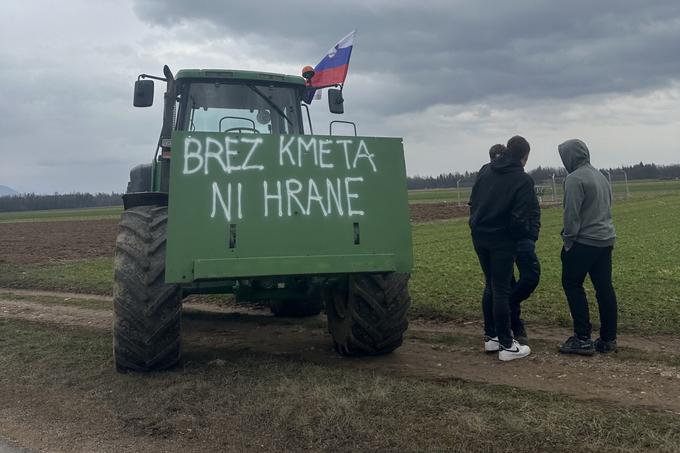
[173,70,306,135]
[133,67,343,138]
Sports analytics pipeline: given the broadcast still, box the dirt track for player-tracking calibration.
[2,290,680,415]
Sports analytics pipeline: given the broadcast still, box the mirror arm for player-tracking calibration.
[138,73,167,82]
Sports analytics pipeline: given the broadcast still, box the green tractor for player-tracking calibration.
[114,65,413,371]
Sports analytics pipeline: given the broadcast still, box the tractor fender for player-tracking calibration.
[122,192,168,210]
[126,163,153,193]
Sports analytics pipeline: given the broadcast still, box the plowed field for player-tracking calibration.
[0,203,464,265]
[0,219,117,264]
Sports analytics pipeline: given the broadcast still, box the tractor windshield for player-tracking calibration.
[179,81,302,135]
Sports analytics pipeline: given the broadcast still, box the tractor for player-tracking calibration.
[114,65,413,371]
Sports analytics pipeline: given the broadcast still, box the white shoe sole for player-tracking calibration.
[499,347,531,362]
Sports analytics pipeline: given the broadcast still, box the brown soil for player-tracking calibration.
[0,203,561,267]
[0,204,469,266]
[2,290,680,415]
[0,219,117,264]
[410,202,469,222]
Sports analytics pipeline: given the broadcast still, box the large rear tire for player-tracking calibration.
[325,273,410,356]
[113,205,182,372]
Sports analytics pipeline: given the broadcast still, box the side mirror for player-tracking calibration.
[328,88,344,114]
[133,80,154,107]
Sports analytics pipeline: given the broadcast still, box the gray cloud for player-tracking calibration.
[133,0,680,112]
[1,0,679,194]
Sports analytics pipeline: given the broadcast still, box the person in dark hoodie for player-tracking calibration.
[480,144,541,345]
[557,139,618,355]
[488,143,506,161]
[469,136,538,361]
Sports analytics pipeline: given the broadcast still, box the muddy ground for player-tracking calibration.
[2,289,680,416]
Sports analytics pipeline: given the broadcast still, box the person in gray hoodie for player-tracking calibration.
[557,139,618,355]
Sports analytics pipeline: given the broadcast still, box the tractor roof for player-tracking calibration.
[175,69,306,86]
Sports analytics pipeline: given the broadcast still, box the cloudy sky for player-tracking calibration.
[2,0,680,193]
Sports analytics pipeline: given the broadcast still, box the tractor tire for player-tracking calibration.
[113,205,182,372]
[325,273,411,356]
[270,298,323,317]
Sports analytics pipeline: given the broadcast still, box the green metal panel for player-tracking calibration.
[165,132,413,283]
[175,69,306,86]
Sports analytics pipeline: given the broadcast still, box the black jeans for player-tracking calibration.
[561,242,617,341]
[483,243,541,335]
[473,236,515,348]
[509,244,541,333]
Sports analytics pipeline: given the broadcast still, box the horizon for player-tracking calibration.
[2,160,679,196]
[3,1,680,193]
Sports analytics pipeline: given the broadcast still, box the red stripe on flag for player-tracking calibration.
[310,64,349,88]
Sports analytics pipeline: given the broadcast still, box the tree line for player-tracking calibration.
[408,162,680,189]
[0,192,123,213]
[0,161,677,211]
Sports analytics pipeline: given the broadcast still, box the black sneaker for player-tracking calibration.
[559,336,595,356]
[594,338,617,353]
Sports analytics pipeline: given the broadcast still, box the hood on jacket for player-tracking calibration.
[559,139,590,173]
[490,153,524,174]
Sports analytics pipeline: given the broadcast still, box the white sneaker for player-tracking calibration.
[484,336,500,352]
[499,340,531,361]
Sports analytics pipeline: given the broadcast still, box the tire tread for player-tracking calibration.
[113,205,181,372]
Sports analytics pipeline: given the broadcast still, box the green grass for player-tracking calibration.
[0,292,111,310]
[410,194,680,334]
[0,206,122,223]
[0,257,113,295]
[1,318,680,452]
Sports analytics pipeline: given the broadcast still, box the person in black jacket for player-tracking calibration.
[480,144,541,345]
[469,135,538,361]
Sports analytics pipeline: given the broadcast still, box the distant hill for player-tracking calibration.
[0,185,18,197]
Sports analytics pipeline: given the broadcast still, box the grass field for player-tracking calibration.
[0,257,114,294]
[410,194,680,334]
[0,205,122,223]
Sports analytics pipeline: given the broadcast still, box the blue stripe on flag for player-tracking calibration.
[314,46,353,72]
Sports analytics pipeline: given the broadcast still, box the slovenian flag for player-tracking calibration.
[304,30,356,103]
